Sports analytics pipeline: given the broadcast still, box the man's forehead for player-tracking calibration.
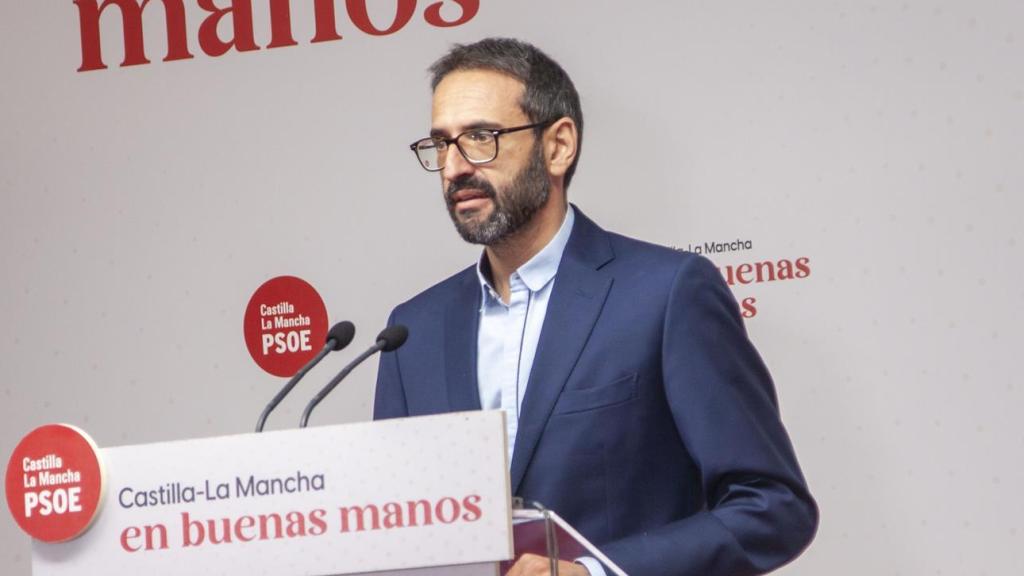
[431,69,527,132]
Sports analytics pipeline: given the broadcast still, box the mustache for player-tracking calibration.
[445,176,496,207]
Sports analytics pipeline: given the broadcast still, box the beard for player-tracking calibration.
[444,142,550,246]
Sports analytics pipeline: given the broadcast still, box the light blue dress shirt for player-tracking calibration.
[474,207,609,576]
[475,206,575,463]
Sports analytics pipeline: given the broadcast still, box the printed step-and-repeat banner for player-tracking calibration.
[2,1,1022,575]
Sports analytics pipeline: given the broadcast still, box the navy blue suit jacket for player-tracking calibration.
[374,209,817,575]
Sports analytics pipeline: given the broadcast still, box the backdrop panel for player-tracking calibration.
[2,1,1022,574]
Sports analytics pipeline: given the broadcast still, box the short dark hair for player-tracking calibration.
[429,37,584,189]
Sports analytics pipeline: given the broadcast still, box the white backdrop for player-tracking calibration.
[2,1,1023,574]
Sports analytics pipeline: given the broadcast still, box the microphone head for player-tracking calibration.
[326,321,356,351]
[376,325,409,352]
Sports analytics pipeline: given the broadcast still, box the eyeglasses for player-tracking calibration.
[409,119,556,172]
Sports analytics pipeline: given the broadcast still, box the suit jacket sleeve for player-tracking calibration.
[601,255,818,576]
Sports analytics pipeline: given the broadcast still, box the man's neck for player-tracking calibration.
[485,201,568,303]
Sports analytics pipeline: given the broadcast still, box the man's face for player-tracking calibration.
[431,69,550,245]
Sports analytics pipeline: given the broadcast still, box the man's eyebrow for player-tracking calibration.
[429,120,504,138]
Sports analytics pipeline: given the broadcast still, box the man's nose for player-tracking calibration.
[442,144,475,182]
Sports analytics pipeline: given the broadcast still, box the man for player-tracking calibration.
[374,38,817,576]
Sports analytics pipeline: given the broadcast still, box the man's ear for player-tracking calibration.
[545,117,578,181]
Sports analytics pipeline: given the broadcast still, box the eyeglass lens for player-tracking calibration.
[415,130,497,170]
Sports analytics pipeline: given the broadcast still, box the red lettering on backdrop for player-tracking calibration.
[709,256,812,319]
[345,0,417,36]
[74,0,483,71]
[267,0,299,49]
[198,0,259,57]
[424,0,480,27]
[735,263,754,285]
[740,297,758,318]
[311,0,344,43]
[74,0,194,72]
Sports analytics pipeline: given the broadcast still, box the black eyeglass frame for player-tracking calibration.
[409,119,557,172]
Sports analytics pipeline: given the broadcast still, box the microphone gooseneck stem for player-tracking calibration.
[256,341,334,433]
[299,341,385,429]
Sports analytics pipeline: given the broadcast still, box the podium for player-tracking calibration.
[9,412,625,576]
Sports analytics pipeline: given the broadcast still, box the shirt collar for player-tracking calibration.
[475,205,576,300]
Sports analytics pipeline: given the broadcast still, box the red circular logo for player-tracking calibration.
[5,424,105,542]
[244,275,329,377]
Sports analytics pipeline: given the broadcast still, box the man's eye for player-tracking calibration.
[466,131,493,143]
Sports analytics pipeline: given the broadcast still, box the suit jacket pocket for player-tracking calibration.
[553,372,639,415]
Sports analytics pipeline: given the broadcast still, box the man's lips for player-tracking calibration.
[450,189,490,203]
[449,189,492,212]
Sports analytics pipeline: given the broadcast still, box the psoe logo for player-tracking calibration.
[243,275,329,377]
[72,0,481,72]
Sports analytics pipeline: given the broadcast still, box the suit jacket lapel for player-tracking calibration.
[510,210,615,493]
[445,270,482,412]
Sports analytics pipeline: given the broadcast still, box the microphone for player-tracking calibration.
[299,324,409,428]
[255,321,356,432]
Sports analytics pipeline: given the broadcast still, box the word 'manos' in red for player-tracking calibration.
[72,0,481,72]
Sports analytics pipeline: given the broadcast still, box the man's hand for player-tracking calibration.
[506,553,589,576]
